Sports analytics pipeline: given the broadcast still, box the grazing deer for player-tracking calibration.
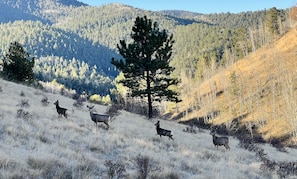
[155,120,173,140]
[54,100,68,118]
[87,105,110,129]
[210,130,230,150]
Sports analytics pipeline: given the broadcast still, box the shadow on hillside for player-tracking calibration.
[269,134,293,151]
[164,14,214,26]
[178,112,268,144]
[145,99,297,177]
[178,116,211,130]
[178,110,296,151]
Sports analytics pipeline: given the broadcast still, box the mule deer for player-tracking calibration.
[155,121,173,140]
[210,130,230,150]
[54,100,67,118]
[87,105,110,129]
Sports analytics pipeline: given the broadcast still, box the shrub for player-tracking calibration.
[17,109,31,120]
[104,160,127,179]
[106,104,121,117]
[20,90,25,97]
[73,97,85,108]
[151,172,180,179]
[41,96,50,106]
[136,154,150,179]
[183,125,199,134]
[164,172,180,179]
[89,94,112,105]
[17,99,30,108]
[89,94,101,103]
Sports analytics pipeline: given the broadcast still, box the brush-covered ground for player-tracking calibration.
[0,78,297,179]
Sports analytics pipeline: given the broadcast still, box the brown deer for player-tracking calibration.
[87,105,110,129]
[155,121,173,140]
[54,100,67,118]
[210,130,230,150]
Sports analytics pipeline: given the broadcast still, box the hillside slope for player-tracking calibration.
[179,28,297,146]
[0,0,87,23]
[1,78,297,178]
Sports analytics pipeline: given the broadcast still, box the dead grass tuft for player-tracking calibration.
[0,158,17,170]
[28,157,72,178]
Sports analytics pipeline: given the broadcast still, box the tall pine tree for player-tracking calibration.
[111,16,180,118]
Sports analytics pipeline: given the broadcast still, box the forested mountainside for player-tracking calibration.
[0,3,44,23]
[161,10,267,28]
[0,0,289,97]
[0,20,119,95]
[51,3,283,77]
[0,0,86,23]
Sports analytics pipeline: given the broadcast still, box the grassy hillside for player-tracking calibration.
[1,78,297,178]
[178,28,297,146]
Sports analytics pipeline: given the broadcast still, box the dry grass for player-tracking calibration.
[177,28,297,145]
[1,78,297,178]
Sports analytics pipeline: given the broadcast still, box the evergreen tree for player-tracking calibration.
[2,41,35,82]
[111,16,180,118]
[266,7,280,35]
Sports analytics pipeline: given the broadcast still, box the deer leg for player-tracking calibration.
[104,121,109,128]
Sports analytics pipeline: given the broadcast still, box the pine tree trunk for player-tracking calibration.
[148,93,152,119]
[147,70,153,119]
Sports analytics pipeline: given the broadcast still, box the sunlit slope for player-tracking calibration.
[179,28,297,145]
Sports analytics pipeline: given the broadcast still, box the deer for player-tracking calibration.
[87,105,110,129]
[54,100,68,118]
[210,129,230,150]
[155,120,173,140]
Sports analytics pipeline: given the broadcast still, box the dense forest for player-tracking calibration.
[0,0,290,99]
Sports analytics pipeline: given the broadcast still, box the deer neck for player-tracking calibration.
[156,124,160,130]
